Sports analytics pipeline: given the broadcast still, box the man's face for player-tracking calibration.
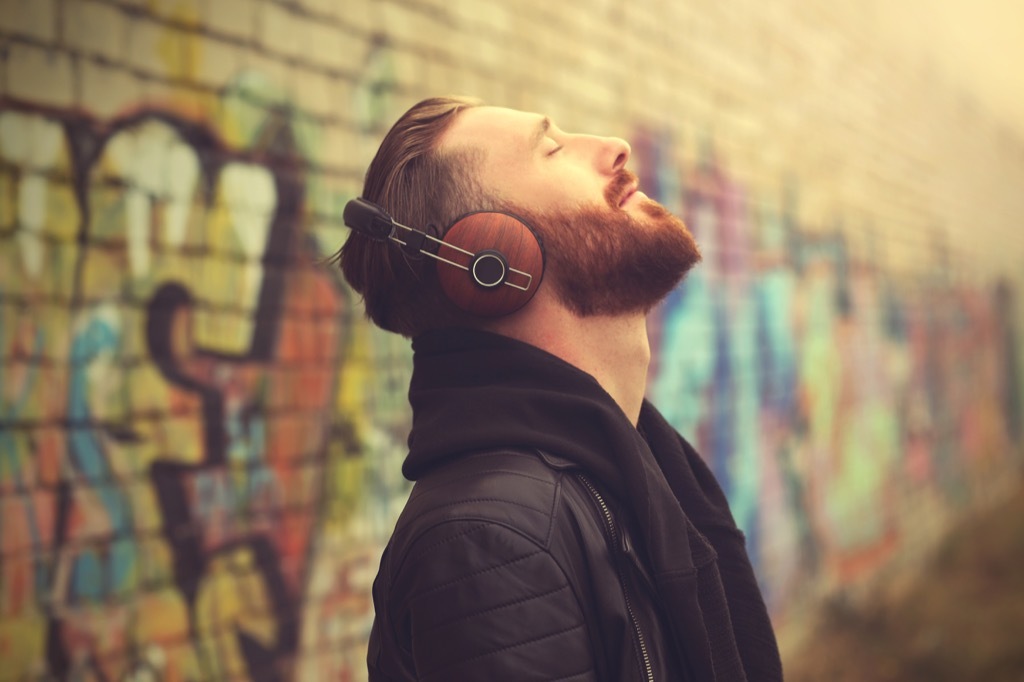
[439,106,700,316]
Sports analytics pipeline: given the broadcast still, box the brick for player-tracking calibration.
[421,56,457,97]
[287,66,334,120]
[0,172,14,234]
[203,0,258,42]
[463,28,502,73]
[136,78,213,121]
[336,29,371,77]
[336,0,373,33]
[62,0,127,62]
[386,47,423,92]
[0,0,55,41]
[443,0,479,26]
[144,0,202,26]
[42,175,79,243]
[257,0,302,58]
[289,112,322,167]
[192,36,245,89]
[303,19,348,72]
[292,0,335,19]
[239,50,289,96]
[126,16,175,75]
[376,1,431,49]
[79,59,143,119]
[471,3,510,34]
[6,43,75,107]
[318,122,359,175]
[76,243,123,300]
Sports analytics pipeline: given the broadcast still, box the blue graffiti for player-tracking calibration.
[66,312,138,601]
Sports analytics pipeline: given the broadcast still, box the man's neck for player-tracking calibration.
[486,292,651,425]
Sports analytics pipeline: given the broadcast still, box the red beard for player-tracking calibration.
[516,170,701,316]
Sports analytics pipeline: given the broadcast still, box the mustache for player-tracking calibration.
[605,169,638,208]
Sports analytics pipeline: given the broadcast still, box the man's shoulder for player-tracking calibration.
[392,448,575,550]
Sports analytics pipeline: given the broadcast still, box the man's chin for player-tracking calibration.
[512,199,700,317]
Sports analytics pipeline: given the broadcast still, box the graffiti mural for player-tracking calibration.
[0,78,416,678]
[635,128,1024,613]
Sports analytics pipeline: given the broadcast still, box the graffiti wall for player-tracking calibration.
[0,60,417,676]
[635,132,1023,619]
[1,0,1023,679]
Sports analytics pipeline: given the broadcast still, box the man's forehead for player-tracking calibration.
[439,105,544,155]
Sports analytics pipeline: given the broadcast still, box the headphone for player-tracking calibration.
[343,198,546,317]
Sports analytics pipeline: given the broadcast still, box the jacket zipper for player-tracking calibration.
[577,474,655,682]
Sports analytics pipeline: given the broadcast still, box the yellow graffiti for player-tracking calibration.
[195,546,280,680]
[0,613,47,678]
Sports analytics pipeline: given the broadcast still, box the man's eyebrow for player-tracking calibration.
[530,116,551,149]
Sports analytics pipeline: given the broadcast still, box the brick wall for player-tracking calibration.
[1,0,1022,679]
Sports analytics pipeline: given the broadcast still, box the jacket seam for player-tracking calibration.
[408,545,545,600]
[549,667,597,681]
[421,622,586,681]
[412,467,557,496]
[547,475,561,546]
[417,582,571,634]
[403,521,492,565]
[403,464,557,501]
[409,496,551,517]
[392,515,555,598]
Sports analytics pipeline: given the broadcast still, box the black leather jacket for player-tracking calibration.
[367,448,684,681]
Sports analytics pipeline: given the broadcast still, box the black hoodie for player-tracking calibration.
[394,327,782,680]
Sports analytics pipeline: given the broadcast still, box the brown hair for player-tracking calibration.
[333,96,485,337]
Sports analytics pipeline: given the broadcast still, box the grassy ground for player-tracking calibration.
[784,479,1024,682]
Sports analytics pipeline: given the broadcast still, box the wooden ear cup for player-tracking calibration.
[436,212,545,317]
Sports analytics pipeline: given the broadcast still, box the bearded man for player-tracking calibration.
[335,97,783,681]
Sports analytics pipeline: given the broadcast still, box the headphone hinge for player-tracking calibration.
[400,228,437,258]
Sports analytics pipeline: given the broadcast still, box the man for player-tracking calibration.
[336,96,783,681]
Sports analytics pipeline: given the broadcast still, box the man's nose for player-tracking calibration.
[598,136,631,173]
